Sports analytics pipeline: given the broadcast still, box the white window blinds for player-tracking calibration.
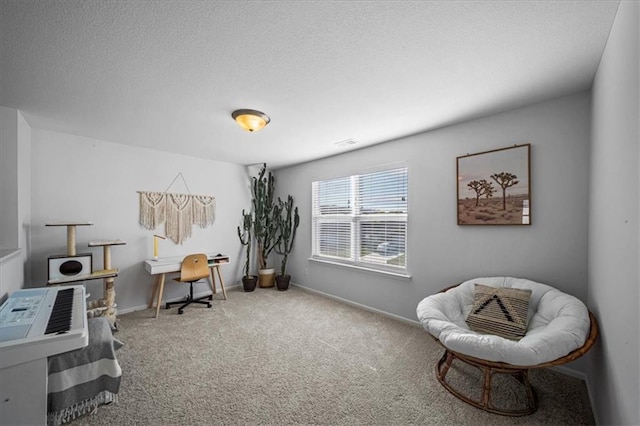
[312,166,408,273]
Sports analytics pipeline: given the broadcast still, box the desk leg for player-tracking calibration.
[209,267,217,295]
[149,275,160,308]
[215,265,227,300]
[155,273,166,319]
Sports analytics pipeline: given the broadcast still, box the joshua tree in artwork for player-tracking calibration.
[490,172,519,210]
[467,179,496,207]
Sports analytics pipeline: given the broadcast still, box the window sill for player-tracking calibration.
[308,257,412,281]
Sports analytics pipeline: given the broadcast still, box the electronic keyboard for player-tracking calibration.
[0,285,88,369]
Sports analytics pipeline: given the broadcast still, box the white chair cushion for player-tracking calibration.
[416,277,590,366]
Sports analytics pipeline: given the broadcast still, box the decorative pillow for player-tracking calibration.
[465,284,532,340]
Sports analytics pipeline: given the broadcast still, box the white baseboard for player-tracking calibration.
[584,373,598,423]
[550,364,587,381]
[292,282,421,327]
[118,304,151,315]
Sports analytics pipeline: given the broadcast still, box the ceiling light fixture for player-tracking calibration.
[232,109,270,132]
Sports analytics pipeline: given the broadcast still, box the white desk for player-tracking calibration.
[144,254,229,318]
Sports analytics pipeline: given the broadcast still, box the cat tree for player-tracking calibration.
[46,222,125,324]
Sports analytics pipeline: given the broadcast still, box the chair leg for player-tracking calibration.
[166,281,213,314]
[434,349,538,416]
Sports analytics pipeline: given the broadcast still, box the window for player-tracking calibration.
[312,166,408,274]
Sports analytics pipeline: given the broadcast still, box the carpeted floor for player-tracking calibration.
[71,285,595,425]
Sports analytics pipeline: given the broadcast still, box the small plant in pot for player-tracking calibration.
[275,195,300,291]
[237,209,257,292]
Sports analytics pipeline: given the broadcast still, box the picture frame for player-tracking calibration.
[457,144,531,225]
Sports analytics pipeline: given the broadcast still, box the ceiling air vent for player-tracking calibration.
[333,139,359,148]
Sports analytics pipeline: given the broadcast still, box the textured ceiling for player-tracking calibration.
[0,1,619,169]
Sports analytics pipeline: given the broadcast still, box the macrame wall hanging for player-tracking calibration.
[138,173,215,244]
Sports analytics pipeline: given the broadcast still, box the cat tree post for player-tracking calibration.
[66,225,76,256]
[88,240,126,325]
[45,222,94,256]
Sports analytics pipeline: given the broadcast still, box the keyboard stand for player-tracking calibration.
[0,357,48,425]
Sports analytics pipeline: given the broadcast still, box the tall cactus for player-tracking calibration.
[275,195,300,276]
[236,209,253,277]
[252,164,281,270]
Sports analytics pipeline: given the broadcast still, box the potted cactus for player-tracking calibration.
[251,164,281,287]
[237,209,257,292]
[274,195,300,291]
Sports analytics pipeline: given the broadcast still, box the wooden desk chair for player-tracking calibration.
[165,253,213,315]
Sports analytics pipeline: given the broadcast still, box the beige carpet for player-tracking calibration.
[71,285,595,425]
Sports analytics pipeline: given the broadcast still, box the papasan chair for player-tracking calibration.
[416,277,598,416]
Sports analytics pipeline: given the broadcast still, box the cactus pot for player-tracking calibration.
[258,268,275,288]
[242,275,258,292]
[275,275,291,291]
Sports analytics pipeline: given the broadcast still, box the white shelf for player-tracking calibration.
[47,269,118,285]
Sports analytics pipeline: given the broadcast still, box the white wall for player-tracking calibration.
[1,107,19,249]
[276,92,592,373]
[30,129,251,312]
[17,111,32,284]
[588,1,640,425]
[0,250,23,303]
[0,107,31,299]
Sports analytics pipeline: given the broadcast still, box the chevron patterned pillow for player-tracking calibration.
[465,284,532,341]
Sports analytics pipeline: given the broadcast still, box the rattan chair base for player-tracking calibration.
[430,311,598,416]
[427,284,600,417]
[436,349,538,416]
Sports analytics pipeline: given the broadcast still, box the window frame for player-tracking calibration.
[311,165,409,276]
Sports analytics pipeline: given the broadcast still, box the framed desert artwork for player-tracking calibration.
[457,144,531,225]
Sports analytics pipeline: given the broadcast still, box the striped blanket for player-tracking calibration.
[47,317,122,425]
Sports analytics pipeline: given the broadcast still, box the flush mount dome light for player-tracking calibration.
[232,109,270,132]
